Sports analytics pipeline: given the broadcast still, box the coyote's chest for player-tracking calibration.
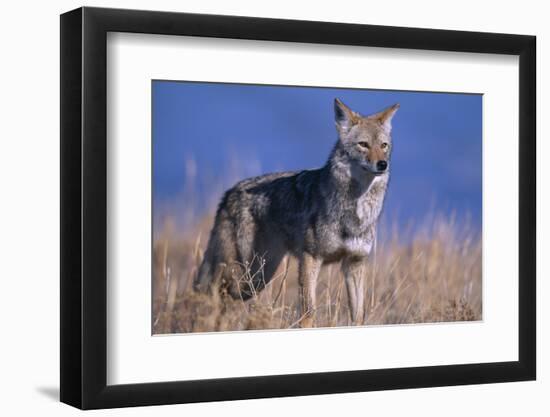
[321,178,386,259]
[341,197,378,256]
[342,235,374,256]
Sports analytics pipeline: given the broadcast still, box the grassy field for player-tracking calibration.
[152,214,482,334]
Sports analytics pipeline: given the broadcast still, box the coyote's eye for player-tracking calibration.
[381,142,389,150]
[357,141,370,149]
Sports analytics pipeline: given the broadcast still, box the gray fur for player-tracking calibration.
[194,98,399,326]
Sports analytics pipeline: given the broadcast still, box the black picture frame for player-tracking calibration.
[60,6,536,410]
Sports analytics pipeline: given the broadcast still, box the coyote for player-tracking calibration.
[194,98,399,327]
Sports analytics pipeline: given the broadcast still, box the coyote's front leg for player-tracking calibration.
[298,253,322,328]
[342,256,367,325]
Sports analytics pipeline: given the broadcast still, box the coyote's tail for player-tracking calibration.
[194,250,213,293]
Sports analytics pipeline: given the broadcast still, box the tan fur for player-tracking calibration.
[342,256,367,324]
[367,145,386,164]
[370,103,400,126]
[298,254,323,327]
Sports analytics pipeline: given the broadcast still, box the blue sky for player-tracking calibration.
[153,81,482,233]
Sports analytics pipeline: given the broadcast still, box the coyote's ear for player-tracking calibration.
[334,98,359,136]
[371,103,400,131]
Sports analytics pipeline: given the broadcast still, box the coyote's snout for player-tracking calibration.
[194,98,399,327]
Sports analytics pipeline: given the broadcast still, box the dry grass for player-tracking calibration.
[152,214,481,334]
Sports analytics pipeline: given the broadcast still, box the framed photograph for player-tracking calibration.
[60,6,536,409]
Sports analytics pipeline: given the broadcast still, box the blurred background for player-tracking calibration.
[152,80,482,238]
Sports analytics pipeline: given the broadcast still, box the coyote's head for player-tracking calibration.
[331,98,399,179]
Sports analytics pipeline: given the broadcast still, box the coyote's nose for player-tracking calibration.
[376,160,388,171]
